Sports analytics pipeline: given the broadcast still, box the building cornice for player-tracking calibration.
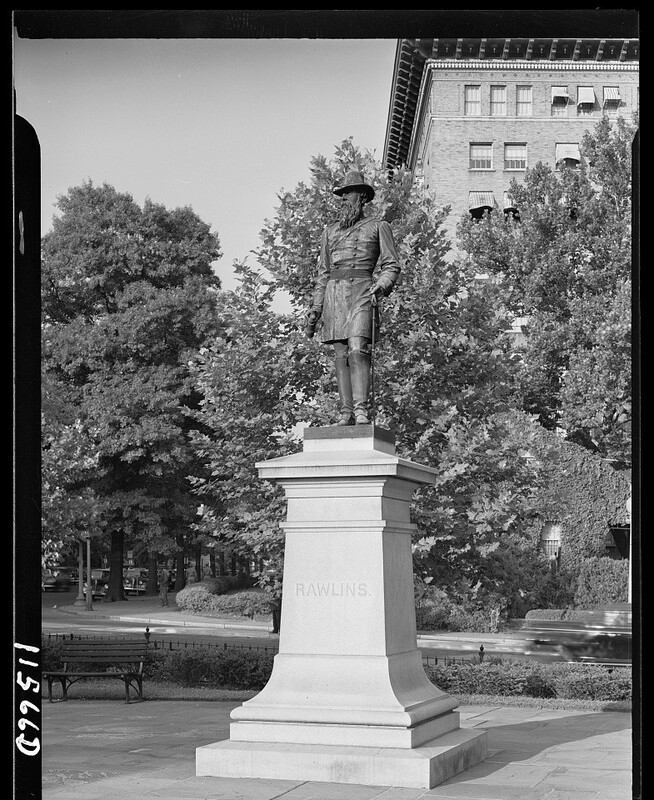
[426,59,639,72]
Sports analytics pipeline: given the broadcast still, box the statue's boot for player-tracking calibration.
[349,349,371,425]
[334,355,354,426]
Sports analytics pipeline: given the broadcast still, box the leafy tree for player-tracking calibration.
[456,116,635,467]
[186,261,324,594]
[41,181,222,600]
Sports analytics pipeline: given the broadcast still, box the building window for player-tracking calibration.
[516,85,533,117]
[490,85,507,116]
[464,85,481,116]
[539,523,561,564]
[606,525,630,560]
[555,143,581,171]
[504,143,527,170]
[551,85,569,117]
[503,191,520,221]
[603,86,621,117]
[469,143,493,170]
[577,86,596,115]
[469,191,496,219]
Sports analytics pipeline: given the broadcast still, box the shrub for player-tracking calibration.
[41,637,64,671]
[525,608,567,621]
[547,663,632,701]
[175,582,218,613]
[151,648,275,690]
[529,567,577,611]
[428,663,528,697]
[426,660,631,702]
[203,591,272,617]
[415,594,502,633]
[446,605,493,633]
[176,586,272,617]
[415,604,450,631]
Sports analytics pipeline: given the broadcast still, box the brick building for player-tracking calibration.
[383,37,639,242]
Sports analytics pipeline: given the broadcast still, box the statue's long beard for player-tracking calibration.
[338,196,363,229]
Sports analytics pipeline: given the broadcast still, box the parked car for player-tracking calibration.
[123,568,148,595]
[83,568,111,598]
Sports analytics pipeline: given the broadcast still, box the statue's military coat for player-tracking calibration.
[311,217,401,343]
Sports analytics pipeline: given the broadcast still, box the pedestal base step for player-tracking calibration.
[196,727,487,789]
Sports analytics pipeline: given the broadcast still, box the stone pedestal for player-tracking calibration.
[196,425,487,789]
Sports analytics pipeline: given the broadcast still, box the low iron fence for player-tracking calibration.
[44,631,470,666]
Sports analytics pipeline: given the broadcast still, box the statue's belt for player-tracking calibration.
[328,269,371,280]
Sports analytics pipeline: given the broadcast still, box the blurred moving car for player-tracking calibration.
[42,567,77,591]
[124,568,148,595]
[522,605,632,665]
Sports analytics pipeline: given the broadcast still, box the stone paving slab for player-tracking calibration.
[39,699,633,800]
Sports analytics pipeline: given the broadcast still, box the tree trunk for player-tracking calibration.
[146,551,159,595]
[209,550,216,578]
[218,550,226,576]
[105,530,126,602]
[195,546,202,582]
[174,534,186,591]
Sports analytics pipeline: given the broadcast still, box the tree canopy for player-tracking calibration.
[456,116,635,467]
[41,181,223,599]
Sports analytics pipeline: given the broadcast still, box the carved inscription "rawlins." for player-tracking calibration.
[295,582,369,597]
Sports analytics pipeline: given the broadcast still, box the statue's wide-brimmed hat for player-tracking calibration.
[333,170,375,203]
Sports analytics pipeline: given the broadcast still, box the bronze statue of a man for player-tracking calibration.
[306,170,401,425]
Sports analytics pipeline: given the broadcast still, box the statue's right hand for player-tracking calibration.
[305,308,321,338]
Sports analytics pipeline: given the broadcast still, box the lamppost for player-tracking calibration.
[626,497,632,605]
[73,539,85,606]
[84,533,93,611]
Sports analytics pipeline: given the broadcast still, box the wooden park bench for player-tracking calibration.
[43,639,149,703]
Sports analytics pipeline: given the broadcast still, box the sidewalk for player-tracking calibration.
[40,697,633,799]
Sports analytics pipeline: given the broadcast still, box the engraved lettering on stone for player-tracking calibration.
[295,582,368,597]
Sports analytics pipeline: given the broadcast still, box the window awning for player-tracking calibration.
[603,86,621,105]
[555,143,581,163]
[551,86,569,101]
[577,86,596,105]
[469,191,495,210]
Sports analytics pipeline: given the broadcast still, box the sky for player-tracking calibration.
[12,35,398,310]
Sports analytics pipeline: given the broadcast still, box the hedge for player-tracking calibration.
[41,638,631,701]
[148,648,275,690]
[425,660,631,702]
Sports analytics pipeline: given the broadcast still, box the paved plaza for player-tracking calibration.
[40,697,633,800]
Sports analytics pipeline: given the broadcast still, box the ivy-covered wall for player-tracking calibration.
[528,426,631,570]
